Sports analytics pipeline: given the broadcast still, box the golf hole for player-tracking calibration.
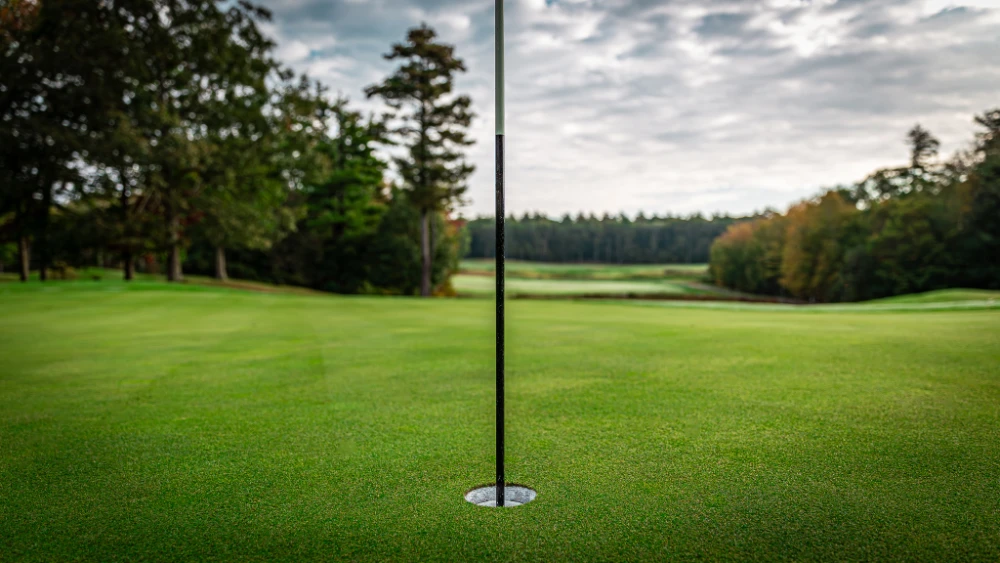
[465,484,537,507]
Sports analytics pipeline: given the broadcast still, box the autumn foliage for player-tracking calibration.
[709,114,1000,302]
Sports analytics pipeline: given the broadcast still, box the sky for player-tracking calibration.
[256,0,1000,218]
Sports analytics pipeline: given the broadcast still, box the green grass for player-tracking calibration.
[614,296,1000,313]
[867,288,1000,304]
[2,282,1000,561]
[456,260,717,298]
[460,259,708,280]
[452,274,703,296]
[0,267,325,296]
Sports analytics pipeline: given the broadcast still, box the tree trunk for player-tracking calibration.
[144,253,159,275]
[123,249,135,281]
[166,207,183,282]
[429,213,435,268]
[38,180,53,282]
[168,245,183,281]
[420,209,431,297]
[215,246,228,281]
[118,179,132,280]
[18,236,30,282]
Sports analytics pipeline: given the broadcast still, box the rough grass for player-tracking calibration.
[1,282,999,562]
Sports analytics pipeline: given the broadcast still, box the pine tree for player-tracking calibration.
[908,124,940,169]
[365,24,474,296]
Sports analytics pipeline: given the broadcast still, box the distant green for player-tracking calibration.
[455,260,717,297]
[2,282,999,561]
[460,259,707,280]
[452,274,700,296]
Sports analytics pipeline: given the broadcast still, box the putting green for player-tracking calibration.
[1,282,999,561]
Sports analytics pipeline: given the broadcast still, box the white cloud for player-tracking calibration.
[257,0,1000,217]
[277,40,311,62]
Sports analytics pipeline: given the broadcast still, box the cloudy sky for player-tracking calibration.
[257,0,1000,218]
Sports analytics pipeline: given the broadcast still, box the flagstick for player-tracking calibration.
[495,0,506,508]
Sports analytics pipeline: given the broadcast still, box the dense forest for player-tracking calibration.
[709,113,1000,302]
[465,213,743,264]
[0,1,471,296]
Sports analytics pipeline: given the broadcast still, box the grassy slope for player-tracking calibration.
[452,274,700,296]
[456,260,715,297]
[867,288,1000,304]
[616,296,1000,313]
[1,283,999,561]
[460,259,707,279]
[0,268,325,296]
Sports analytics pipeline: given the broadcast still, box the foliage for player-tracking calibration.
[0,0,110,279]
[0,10,472,295]
[467,212,740,264]
[365,24,475,296]
[779,192,861,302]
[708,214,786,295]
[710,111,1000,301]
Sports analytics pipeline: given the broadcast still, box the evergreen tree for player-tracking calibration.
[908,124,940,169]
[300,99,389,293]
[365,24,475,296]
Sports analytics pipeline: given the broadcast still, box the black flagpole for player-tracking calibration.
[495,0,505,508]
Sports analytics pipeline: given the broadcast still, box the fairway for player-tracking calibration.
[459,259,708,280]
[2,283,999,561]
[454,260,721,298]
[452,274,699,296]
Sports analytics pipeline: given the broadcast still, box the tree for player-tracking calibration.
[0,0,108,281]
[708,213,787,296]
[194,71,324,281]
[197,178,300,282]
[864,193,953,297]
[854,125,942,205]
[780,191,860,302]
[365,24,475,296]
[908,124,940,169]
[79,0,281,283]
[709,114,1000,301]
[973,109,1000,154]
[958,109,1000,288]
[364,188,463,295]
[465,214,737,264]
[298,99,390,293]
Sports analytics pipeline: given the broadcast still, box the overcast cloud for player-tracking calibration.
[256,0,1000,217]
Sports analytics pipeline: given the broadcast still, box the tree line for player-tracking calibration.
[0,1,473,296]
[465,213,743,264]
[708,111,1000,302]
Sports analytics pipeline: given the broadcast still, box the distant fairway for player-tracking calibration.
[867,288,1000,304]
[2,281,999,561]
[459,259,707,280]
[455,259,718,298]
[452,274,701,296]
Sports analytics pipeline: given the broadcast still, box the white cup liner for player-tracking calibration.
[464,485,536,507]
